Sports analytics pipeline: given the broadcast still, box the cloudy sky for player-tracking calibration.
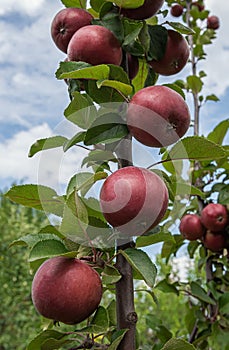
[0,0,228,193]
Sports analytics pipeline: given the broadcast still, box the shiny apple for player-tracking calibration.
[120,0,164,20]
[51,8,93,53]
[32,257,102,324]
[179,214,205,241]
[203,231,226,252]
[207,15,220,30]
[126,85,191,147]
[170,4,184,17]
[67,25,122,66]
[201,203,228,232]
[149,30,190,76]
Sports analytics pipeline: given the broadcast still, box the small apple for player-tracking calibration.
[126,85,191,147]
[170,4,184,17]
[100,166,168,236]
[207,15,220,30]
[120,0,164,20]
[32,257,102,324]
[149,30,190,76]
[179,214,205,241]
[127,54,139,80]
[191,1,205,11]
[203,230,226,252]
[67,25,122,66]
[201,203,228,232]
[51,8,93,53]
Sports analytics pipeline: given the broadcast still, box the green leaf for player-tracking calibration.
[26,330,69,350]
[28,136,68,157]
[81,149,117,167]
[147,25,168,61]
[10,233,63,249]
[190,281,216,305]
[67,171,107,196]
[219,292,229,314]
[86,306,109,333]
[108,329,128,350]
[123,19,144,46]
[136,231,175,248]
[63,131,86,152]
[60,0,87,8]
[161,338,196,350]
[120,248,157,288]
[156,279,179,295]
[168,136,226,162]
[205,94,219,102]
[132,58,149,92]
[84,113,129,145]
[57,62,110,80]
[163,83,186,99]
[187,75,203,94]
[5,184,64,217]
[111,0,144,9]
[28,239,70,262]
[97,9,124,43]
[97,79,133,96]
[207,119,229,145]
[102,264,122,284]
[167,21,195,35]
[64,92,97,129]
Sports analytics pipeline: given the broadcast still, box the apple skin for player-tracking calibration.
[126,85,191,147]
[51,8,93,53]
[32,257,102,325]
[149,30,190,76]
[170,4,184,17]
[100,166,168,236]
[207,16,220,30]
[201,203,228,232]
[120,0,164,20]
[67,25,122,66]
[127,54,139,80]
[179,214,205,241]
[203,230,226,252]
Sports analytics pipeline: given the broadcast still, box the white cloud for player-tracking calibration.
[0,0,46,16]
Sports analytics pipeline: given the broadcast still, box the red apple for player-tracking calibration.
[170,4,184,17]
[201,203,228,232]
[126,85,191,147]
[207,15,220,30]
[191,2,205,11]
[32,257,102,324]
[149,30,190,76]
[203,231,226,252]
[51,8,93,53]
[120,0,164,20]
[127,54,139,80]
[100,166,168,236]
[67,25,122,66]
[179,214,205,241]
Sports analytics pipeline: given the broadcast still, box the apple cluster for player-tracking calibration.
[179,203,229,252]
[170,1,220,30]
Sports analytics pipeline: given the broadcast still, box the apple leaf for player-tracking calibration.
[28,239,73,263]
[81,149,117,168]
[85,306,109,333]
[56,62,110,80]
[64,92,97,129]
[190,281,216,305]
[10,233,63,249]
[168,136,226,162]
[90,0,106,12]
[27,330,73,350]
[95,9,124,43]
[155,278,179,295]
[136,231,175,248]
[132,58,149,92]
[187,75,203,94]
[147,25,168,61]
[63,131,86,152]
[120,248,157,288]
[163,83,186,99]
[110,0,144,9]
[207,119,229,145]
[102,264,122,284]
[205,93,219,102]
[28,136,68,157]
[97,79,133,97]
[5,184,64,217]
[60,0,87,8]
[161,338,196,350]
[108,329,129,350]
[166,21,195,35]
[66,171,107,196]
[122,19,144,46]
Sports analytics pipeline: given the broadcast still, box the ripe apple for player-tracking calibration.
[179,214,205,241]
[51,8,93,53]
[207,15,220,30]
[149,30,190,76]
[191,1,205,11]
[201,203,228,232]
[120,0,164,20]
[127,54,139,80]
[67,25,122,66]
[100,166,168,236]
[32,257,102,324]
[170,4,184,17]
[126,85,191,147]
[203,231,226,252]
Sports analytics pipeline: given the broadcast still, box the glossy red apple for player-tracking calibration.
[126,85,191,147]
[179,214,205,241]
[170,4,184,17]
[127,54,139,80]
[191,2,205,11]
[32,257,102,324]
[203,231,226,252]
[120,0,164,20]
[51,8,93,53]
[201,203,228,232]
[100,166,168,236]
[207,15,220,30]
[149,30,190,76]
[67,25,122,66]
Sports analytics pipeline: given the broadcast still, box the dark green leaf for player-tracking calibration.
[166,21,195,35]
[156,279,179,295]
[60,0,86,8]
[28,136,68,157]
[63,131,86,152]
[57,62,110,80]
[108,329,129,350]
[190,281,216,305]
[102,264,122,284]
[161,338,196,350]
[27,330,70,350]
[67,171,107,196]
[147,25,168,61]
[136,231,175,248]
[28,239,72,262]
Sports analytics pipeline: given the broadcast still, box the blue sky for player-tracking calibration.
[0,0,228,192]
